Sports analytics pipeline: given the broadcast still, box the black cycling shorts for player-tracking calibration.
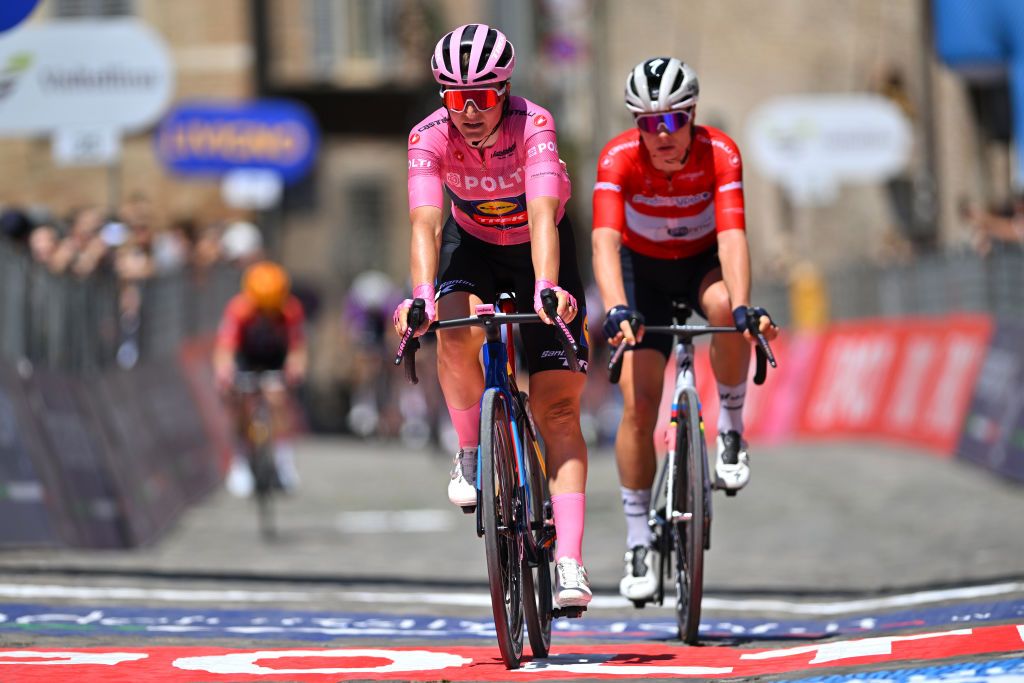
[621,244,722,359]
[437,215,589,375]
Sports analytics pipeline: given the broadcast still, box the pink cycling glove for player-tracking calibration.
[533,278,576,316]
[393,283,436,331]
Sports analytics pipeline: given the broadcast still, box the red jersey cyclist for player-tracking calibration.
[214,260,307,496]
[591,58,779,602]
[393,24,592,609]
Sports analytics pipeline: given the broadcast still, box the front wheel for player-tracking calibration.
[671,388,705,644]
[517,392,552,659]
[480,388,524,668]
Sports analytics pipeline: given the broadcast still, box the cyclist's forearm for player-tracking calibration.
[527,196,560,282]
[592,227,628,309]
[409,206,442,288]
[717,229,752,307]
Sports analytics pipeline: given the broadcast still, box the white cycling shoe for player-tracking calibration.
[555,558,592,608]
[447,448,477,507]
[714,430,750,492]
[619,545,658,602]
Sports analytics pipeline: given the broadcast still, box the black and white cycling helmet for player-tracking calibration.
[624,57,699,113]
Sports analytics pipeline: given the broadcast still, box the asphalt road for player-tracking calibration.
[0,436,1022,681]
[2,436,1022,595]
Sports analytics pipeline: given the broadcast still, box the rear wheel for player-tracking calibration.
[517,392,552,659]
[671,388,705,644]
[480,389,524,668]
[248,407,276,541]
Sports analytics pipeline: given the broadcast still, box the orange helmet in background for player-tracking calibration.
[242,260,290,311]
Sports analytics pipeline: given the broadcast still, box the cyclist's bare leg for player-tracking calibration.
[529,370,587,497]
[700,270,752,489]
[699,271,749,385]
[615,348,666,490]
[530,370,592,605]
[436,291,486,443]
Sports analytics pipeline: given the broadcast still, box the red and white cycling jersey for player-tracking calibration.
[407,96,571,246]
[592,125,745,259]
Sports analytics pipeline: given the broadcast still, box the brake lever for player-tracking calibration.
[540,288,580,373]
[394,299,426,385]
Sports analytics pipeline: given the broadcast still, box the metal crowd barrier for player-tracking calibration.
[0,240,238,373]
[755,243,1024,327]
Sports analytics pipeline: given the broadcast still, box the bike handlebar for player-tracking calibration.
[607,324,776,386]
[394,288,580,384]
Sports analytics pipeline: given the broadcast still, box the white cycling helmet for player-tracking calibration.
[624,57,699,113]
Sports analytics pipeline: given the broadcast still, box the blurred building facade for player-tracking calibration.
[1,1,1021,426]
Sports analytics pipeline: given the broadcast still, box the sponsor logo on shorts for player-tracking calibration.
[476,200,518,216]
[437,279,475,296]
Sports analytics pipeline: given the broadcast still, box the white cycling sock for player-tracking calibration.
[621,486,652,549]
[717,380,747,435]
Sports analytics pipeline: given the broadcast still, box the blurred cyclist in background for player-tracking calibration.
[591,57,778,602]
[342,270,403,438]
[214,260,307,496]
[392,23,592,609]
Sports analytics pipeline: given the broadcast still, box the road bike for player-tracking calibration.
[608,302,775,643]
[395,289,584,669]
[234,370,283,540]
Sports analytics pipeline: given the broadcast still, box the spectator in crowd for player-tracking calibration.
[50,205,109,277]
[27,223,59,268]
[0,206,33,245]
[221,220,265,266]
[962,194,1024,255]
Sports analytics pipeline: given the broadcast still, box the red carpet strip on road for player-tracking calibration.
[0,623,1021,681]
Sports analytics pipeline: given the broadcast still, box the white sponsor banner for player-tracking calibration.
[52,125,120,166]
[0,19,173,135]
[746,94,912,206]
[221,168,284,210]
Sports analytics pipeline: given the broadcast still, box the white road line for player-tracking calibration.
[0,581,1019,614]
[0,585,311,603]
[335,510,453,534]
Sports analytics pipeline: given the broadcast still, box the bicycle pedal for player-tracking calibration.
[631,600,647,609]
[725,490,737,498]
[552,606,586,619]
[461,505,477,515]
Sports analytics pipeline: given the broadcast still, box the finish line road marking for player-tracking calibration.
[0,624,1021,681]
[0,581,1021,614]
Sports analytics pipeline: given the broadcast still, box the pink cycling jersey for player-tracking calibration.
[407,96,571,246]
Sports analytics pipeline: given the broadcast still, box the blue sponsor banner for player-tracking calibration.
[155,99,319,184]
[0,599,1020,641]
[781,656,1024,682]
[958,320,1024,483]
[0,0,39,32]
[933,0,1024,191]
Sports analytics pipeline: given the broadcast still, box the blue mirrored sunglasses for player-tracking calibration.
[635,109,693,134]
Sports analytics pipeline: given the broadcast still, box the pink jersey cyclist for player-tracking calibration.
[408,97,571,246]
[393,23,592,612]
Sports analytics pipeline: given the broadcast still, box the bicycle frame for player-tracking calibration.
[474,303,553,565]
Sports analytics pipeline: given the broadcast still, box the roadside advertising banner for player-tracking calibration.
[797,315,992,454]
[0,19,173,134]
[0,0,39,33]
[155,100,320,185]
[957,320,1024,482]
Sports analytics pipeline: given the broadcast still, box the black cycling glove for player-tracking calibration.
[603,305,645,341]
[732,305,774,334]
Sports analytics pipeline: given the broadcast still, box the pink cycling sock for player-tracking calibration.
[448,402,480,450]
[551,492,586,564]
